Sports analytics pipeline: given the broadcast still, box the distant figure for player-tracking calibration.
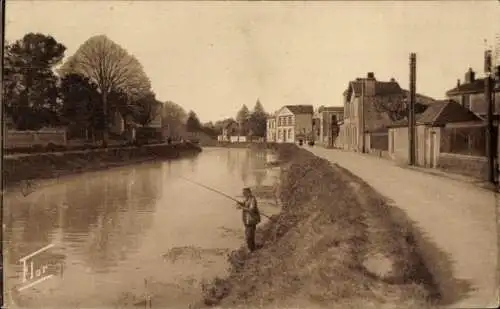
[167,137,172,145]
[237,187,261,252]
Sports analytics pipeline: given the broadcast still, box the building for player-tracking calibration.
[266,114,277,142]
[313,106,344,148]
[336,72,437,151]
[219,119,239,142]
[266,105,314,143]
[386,100,487,180]
[445,67,500,118]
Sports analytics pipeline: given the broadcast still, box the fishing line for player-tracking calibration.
[178,176,275,221]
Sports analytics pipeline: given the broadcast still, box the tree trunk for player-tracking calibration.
[102,92,109,148]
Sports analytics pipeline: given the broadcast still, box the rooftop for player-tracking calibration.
[387,100,482,128]
[284,105,314,115]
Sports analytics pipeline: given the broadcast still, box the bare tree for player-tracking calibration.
[59,35,151,146]
[370,94,407,122]
[371,93,431,123]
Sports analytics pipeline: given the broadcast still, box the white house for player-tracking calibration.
[266,114,277,142]
[267,105,314,144]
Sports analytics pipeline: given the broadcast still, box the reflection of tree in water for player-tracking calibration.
[80,165,162,271]
[226,150,236,174]
[248,149,268,187]
[188,155,198,173]
[253,170,267,187]
[4,193,60,265]
[240,150,252,185]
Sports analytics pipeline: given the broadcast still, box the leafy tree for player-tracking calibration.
[200,122,219,138]
[186,110,202,132]
[59,73,101,140]
[130,92,162,127]
[236,105,250,135]
[59,35,152,146]
[213,118,234,136]
[3,33,66,130]
[248,99,267,137]
[162,101,188,137]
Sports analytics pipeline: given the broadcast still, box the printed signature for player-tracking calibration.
[18,244,65,292]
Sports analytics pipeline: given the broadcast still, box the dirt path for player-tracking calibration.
[308,148,498,308]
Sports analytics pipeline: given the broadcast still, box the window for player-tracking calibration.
[288,129,292,140]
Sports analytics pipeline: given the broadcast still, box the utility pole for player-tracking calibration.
[361,78,366,153]
[484,49,495,184]
[408,53,416,166]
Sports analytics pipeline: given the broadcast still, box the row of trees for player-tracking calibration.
[194,99,268,138]
[181,99,268,139]
[3,33,188,146]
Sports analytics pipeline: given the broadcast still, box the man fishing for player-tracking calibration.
[237,187,261,252]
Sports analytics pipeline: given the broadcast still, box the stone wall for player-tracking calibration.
[437,153,488,180]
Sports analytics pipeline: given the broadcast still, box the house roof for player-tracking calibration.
[343,79,403,97]
[387,100,482,128]
[284,105,314,115]
[420,100,482,126]
[446,78,487,95]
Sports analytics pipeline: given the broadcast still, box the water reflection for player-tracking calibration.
[225,148,270,188]
[3,149,278,308]
[4,163,162,307]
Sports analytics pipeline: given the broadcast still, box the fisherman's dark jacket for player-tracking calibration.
[242,196,261,226]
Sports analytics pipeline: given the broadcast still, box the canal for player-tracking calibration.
[3,147,281,308]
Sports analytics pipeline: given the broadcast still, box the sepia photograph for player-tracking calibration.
[1,1,499,308]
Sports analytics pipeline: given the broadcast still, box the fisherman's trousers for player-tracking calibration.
[244,224,257,251]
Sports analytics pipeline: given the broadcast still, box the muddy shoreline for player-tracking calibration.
[3,143,202,189]
[200,144,440,309]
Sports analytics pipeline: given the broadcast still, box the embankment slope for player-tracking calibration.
[202,145,439,309]
[4,143,202,187]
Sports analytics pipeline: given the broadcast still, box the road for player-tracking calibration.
[308,147,498,308]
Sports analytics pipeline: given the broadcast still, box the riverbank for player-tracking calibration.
[200,144,440,309]
[3,142,202,187]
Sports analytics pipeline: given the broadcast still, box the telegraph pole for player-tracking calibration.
[484,50,495,184]
[408,53,416,166]
[361,78,366,153]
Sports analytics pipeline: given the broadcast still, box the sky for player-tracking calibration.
[5,1,500,123]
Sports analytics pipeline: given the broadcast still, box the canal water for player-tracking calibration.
[3,148,281,308]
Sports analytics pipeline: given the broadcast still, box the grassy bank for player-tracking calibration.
[4,142,202,187]
[201,144,439,309]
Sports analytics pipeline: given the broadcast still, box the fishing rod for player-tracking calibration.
[178,176,275,221]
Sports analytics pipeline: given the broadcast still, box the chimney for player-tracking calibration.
[464,68,475,84]
[457,79,461,87]
[364,72,376,96]
[390,78,395,82]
